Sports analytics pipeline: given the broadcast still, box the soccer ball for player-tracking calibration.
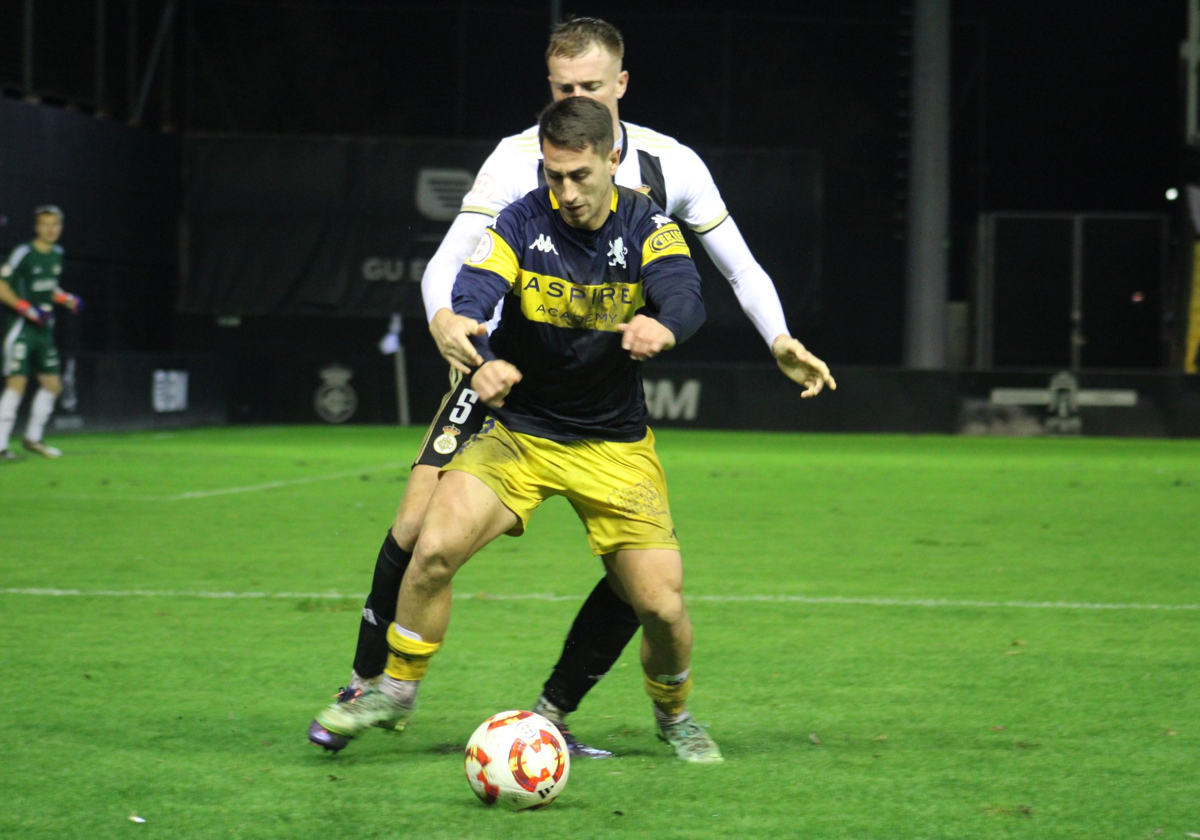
[464,710,570,810]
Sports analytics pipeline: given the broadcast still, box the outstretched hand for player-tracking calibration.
[772,335,836,398]
[430,308,486,374]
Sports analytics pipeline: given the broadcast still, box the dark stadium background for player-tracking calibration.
[0,0,1193,427]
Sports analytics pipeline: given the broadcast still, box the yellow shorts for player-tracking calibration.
[443,418,678,556]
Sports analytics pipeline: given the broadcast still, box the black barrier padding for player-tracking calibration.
[169,310,1200,438]
[46,353,226,434]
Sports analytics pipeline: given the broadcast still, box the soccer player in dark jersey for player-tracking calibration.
[310,16,835,759]
[314,97,722,763]
[0,206,82,461]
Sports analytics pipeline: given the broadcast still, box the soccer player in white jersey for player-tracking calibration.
[308,16,835,760]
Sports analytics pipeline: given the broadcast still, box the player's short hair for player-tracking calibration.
[538,97,615,157]
[546,16,624,63]
[34,204,63,220]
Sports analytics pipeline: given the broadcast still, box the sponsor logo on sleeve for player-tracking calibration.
[649,226,685,253]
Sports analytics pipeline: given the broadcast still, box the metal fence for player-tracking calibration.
[974,212,1170,370]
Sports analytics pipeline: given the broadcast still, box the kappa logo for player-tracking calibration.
[652,213,672,229]
[528,234,559,254]
[608,237,628,268]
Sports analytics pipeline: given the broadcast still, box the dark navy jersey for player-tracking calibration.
[451,184,704,442]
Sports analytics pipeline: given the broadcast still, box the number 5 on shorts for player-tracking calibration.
[448,389,479,424]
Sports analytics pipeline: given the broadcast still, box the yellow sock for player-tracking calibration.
[384,624,442,681]
[644,672,693,716]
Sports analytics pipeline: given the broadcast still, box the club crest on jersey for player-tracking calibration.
[608,237,628,268]
[433,425,462,455]
[528,234,559,254]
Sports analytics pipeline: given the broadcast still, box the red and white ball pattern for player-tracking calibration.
[464,710,570,811]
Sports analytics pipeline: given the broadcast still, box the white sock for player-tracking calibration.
[348,671,382,691]
[24,388,57,443]
[380,675,420,707]
[0,388,21,452]
[653,706,689,727]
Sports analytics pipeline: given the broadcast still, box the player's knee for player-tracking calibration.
[409,530,466,592]
[634,591,687,632]
[391,506,425,550]
[391,467,439,549]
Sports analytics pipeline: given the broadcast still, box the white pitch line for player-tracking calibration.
[167,462,409,500]
[4,463,409,503]
[14,463,411,502]
[0,588,1196,612]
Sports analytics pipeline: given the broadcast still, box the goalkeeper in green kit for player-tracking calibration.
[0,205,82,461]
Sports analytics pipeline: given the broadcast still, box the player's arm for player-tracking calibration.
[423,138,530,371]
[673,144,836,395]
[0,278,44,325]
[450,226,523,407]
[696,220,835,397]
[421,213,493,373]
[625,229,705,361]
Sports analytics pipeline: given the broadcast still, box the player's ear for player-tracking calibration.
[616,70,628,100]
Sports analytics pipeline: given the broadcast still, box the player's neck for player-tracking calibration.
[32,239,54,254]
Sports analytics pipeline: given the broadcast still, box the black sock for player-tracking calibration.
[541,577,640,713]
[351,531,412,679]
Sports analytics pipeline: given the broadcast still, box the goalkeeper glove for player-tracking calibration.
[14,300,45,326]
[53,290,82,313]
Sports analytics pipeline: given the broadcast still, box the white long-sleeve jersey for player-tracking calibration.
[421,121,790,349]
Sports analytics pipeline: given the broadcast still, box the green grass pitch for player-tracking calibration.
[2,426,1199,838]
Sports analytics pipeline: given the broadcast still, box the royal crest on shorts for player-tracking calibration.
[433,425,462,455]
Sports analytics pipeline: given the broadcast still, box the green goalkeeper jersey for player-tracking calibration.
[2,242,64,331]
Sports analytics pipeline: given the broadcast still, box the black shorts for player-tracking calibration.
[412,368,486,469]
